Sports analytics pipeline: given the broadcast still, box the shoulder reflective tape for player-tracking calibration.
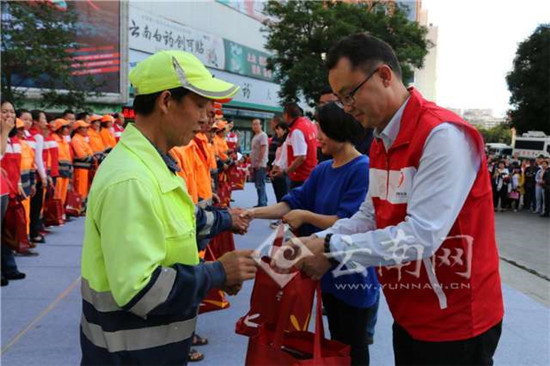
[81,314,197,353]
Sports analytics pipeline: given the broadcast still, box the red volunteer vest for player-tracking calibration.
[370,88,503,341]
[29,127,47,172]
[3,137,22,197]
[226,132,238,151]
[286,117,317,182]
[45,135,60,178]
[113,123,125,142]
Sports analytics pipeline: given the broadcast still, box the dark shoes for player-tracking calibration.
[15,250,39,257]
[4,271,26,280]
[1,276,8,286]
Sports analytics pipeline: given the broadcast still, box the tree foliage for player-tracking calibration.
[506,25,550,134]
[1,1,103,109]
[262,0,431,106]
[477,123,513,145]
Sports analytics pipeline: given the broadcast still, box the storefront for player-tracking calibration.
[126,3,282,152]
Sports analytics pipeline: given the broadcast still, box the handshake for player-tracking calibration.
[228,207,253,235]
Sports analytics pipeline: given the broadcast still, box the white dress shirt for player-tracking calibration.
[316,98,482,268]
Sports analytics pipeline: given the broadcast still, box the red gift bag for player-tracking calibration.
[65,188,83,217]
[208,230,235,258]
[229,166,246,191]
[236,225,317,337]
[1,197,31,254]
[216,171,232,208]
[245,287,351,365]
[44,187,64,227]
[199,243,231,314]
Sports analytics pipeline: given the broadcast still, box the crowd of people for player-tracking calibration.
[488,153,550,216]
[1,34,516,366]
[0,104,126,286]
[0,98,248,291]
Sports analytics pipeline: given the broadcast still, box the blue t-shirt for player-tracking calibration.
[282,155,379,308]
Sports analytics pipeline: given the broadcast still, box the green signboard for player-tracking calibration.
[224,39,274,82]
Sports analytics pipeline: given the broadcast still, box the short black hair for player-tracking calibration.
[274,122,289,146]
[76,112,89,121]
[274,122,289,132]
[1,98,13,108]
[320,85,333,96]
[17,109,30,118]
[326,32,402,79]
[317,102,364,144]
[31,109,45,121]
[62,109,74,117]
[283,102,302,119]
[133,87,190,116]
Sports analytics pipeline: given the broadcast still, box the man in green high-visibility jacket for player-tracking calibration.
[80,50,258,365]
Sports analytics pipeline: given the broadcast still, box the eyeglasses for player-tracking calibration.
[335,66,383,109]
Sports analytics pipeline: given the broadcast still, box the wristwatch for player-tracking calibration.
[323,234,340,266]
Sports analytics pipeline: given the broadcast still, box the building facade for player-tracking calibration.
[127,0,281,152]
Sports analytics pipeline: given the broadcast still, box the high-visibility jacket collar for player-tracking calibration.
[119,124,181,194]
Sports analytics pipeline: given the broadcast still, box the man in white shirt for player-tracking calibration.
[282,33,503,365]
[250,119,269,207]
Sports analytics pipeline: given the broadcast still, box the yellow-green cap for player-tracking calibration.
[129,50,240,101]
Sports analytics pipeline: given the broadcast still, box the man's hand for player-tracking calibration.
[270,166,283,178]
[218,250,258,286]
[18,185,27,199]
[222,283,242,296]
[212,193,220,204]
[229,207,250,234]
[271,236,331,280]
[30,184,37,197]
[282,209,308,231]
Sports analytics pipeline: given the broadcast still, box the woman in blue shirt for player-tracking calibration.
[247,102,379,365]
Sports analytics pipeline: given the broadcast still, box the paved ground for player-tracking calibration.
[1,183,549,365]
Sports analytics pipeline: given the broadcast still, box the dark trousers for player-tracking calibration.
[271,175,289,203]
[523,185,535,210]
[30,180,44,238]
[544,189,550,215]
[1,195,18,275]
[322,292,378,366]
[393,321,502,366]
[253,167,267,207]
[494,188,508,209]
[290,180,304,189]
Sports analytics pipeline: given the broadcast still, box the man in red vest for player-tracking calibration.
[288,33,503,365]
[281,102,317,188]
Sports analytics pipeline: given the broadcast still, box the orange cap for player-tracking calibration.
[15,118,24,129]
[74,120,90,129]
[89,114,102,123]
[53,118,70,131]
[101,114,114,123]
[214,120,227,131]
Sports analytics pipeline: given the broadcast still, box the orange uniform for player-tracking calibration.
[53,133,72,205]
[191,133,214,202]
[100,127,116,149]
[170,145,199,204]
[71,133,94,199]
[88,128,106,155]
[213,134,229,162]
